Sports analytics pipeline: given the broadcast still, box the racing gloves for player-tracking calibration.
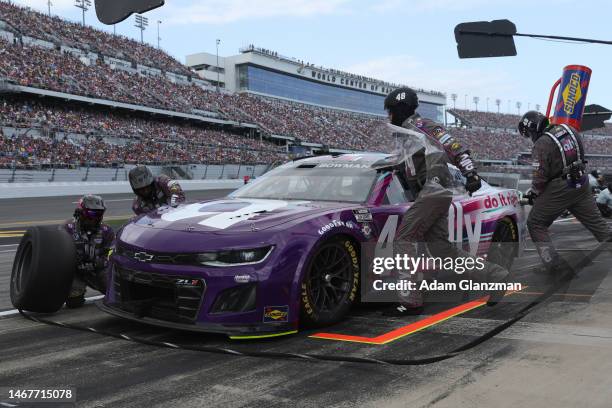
[524,188,538,205]
[170,194,179,207]
[464,172,482,195]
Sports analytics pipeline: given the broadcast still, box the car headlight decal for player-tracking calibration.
[196,246,274,267]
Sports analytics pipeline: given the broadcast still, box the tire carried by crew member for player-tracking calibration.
[300,237,360,327]
[10,226,77,313]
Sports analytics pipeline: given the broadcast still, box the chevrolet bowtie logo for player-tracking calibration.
[133,252,154,262]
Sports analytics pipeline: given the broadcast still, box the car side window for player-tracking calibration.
[385,175,409,204]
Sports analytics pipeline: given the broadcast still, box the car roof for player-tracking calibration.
[285,153,389,168]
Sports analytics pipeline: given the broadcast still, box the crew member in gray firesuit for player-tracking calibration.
[64,195,114,308]
[519,111,612,275]
[384,87,483,195]
[378,119,509,316]
[129,165,185,215]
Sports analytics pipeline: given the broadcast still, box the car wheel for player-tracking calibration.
[487,217,518,270]
[10,226,77,313]
[300,237,359,327]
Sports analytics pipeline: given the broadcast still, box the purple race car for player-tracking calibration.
[100,153,526,338]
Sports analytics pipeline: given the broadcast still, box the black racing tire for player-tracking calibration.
[300,237,360,327]
[487,217,518,270]
[10,226,77,313]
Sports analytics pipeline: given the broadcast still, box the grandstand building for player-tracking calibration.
[186,45,446,121]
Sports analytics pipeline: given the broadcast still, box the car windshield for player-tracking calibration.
[231,164,377,203]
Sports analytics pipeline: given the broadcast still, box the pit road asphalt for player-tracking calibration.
[0,192,611,407]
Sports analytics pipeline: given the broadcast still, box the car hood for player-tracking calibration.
[131,198,354,234]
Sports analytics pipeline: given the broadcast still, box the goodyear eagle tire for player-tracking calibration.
[10,226,76,313]
[487,217,518,270]
[300,237,359,327]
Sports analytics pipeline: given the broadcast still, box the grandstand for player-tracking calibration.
[0,0,611,180]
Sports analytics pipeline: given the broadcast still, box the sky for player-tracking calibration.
[13,0,612,114]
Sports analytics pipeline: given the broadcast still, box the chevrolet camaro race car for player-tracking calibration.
[10,153,526,338]
[99,153,526,337]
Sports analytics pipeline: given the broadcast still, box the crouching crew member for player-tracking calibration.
[64,195,114,308]
[519,111,612,274]
[129,165,185,215]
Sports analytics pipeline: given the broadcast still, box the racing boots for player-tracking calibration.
[65,295,85,309]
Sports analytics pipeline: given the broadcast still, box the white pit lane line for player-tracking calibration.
[0,295,104,317]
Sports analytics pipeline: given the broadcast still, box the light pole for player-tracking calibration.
[74,0,91,26]
[495,98,501,113]
[464,94,467,109]
[535,104,541,112]
[486,97,489,112]
[134,14,148,44]
[450,93,457,110]
[157,20,161,48]
[516,101,522,115]
[473,96,479,111]
[507,100,511,113]
[48,0,52,15]
[216,39,221,92]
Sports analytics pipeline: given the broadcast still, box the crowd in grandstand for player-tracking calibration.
[449,109,522,130]
[0,0,610,171]
[0,1,190,76]
[0,130,287,169]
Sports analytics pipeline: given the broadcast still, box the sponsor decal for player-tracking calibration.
[451,142,461,151]
[439,134,452,145]
[176,279,201,286]
[234,275,251,283]
[263,306,289,323]
[317,163,370,169]
[361,224,372,238]
[432,126,445,137]
[133,251,154,262]
[352,208,373,222]
[562,73,582,115]
[318,219,355,235]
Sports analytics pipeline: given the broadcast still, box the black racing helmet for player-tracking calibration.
[384,87,419,126]
[76,194,106,230]
[518,111,549,142]
[129,165,155,197]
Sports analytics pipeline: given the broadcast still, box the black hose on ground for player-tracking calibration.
[18,241,609,366]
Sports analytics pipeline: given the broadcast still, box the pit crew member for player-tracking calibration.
[384,87,482,195]
[378,125,509,316]
[596,182,612,218]
[129,165,185,215]
[589,169,605,194]
[64,195,114,308]
[519,111,612,274]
